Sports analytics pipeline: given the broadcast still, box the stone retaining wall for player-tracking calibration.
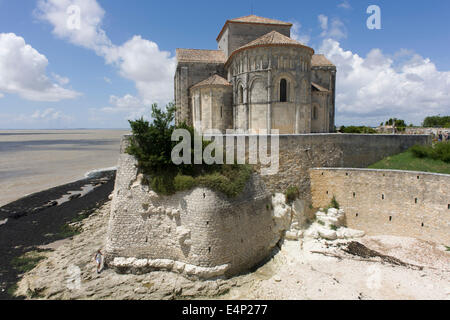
[310,168,450,244]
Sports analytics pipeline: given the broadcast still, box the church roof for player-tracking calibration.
[311,82,330,92]
[226,31,314,65]
[190,74,231,90]
[217,15,292,41]
[230,15,293,26]
[176,49,226,64]
[311,54,335,67]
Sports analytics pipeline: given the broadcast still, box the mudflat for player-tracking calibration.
[0,129,128,207]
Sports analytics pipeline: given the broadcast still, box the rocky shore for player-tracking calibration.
[0,170,116,300]
[12,198,450,300]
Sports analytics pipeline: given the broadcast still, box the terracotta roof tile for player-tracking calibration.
[230,15,292,26]
[225,31,313,65]
[217,15,292,41]
[176,49,226,64]
[191,74,231,89]
[311,54,335,67]
[238,30,306,49]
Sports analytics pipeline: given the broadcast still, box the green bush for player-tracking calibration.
[285,186,300,205]
[339,126,377,134]
[126,103,252,197]
[423,116,450,128]
[329,196,340,210]
[410,142,450,163]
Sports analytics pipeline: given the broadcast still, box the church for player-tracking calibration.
[174,15,336,134]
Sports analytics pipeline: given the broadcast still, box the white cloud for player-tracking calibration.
[35,0,112,56]
[318,15,347,40]
[318,39,450,126]
[101,94,151,121]
[31,108,73,121]
[37,0,176,108]
[52,73,70,85]
[103,77,112,84]
[318,14,328,32]
[290,21,310,45]
[0,108,74,128]
[338,1,352,10]
[0,33,80,102]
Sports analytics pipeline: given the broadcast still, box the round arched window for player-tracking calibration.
[280,79,287,102]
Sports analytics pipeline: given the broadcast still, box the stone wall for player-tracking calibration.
[218,23,291,58]
[221,134,431,197]
[105,138,285,278]
[309,168,450,244]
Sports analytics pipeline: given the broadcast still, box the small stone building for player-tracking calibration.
[175,15,337,134]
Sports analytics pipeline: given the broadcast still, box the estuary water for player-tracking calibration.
[0,129,129,206]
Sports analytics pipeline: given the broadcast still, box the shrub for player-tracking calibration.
[330,224,338,231]
[339,126,377,134]
[423,116,450,128]
[126,103,253,197]
[330,196,340,210]
[410,142,450,163]
[285,186,300,205]
[317,220,325,226]
[410,144,430,158]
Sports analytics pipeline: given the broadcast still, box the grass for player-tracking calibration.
[11,251,48,273]
[145,164,254,198]
[57,223,81,238]
[7,284,18,297]
[285,186,300,205]
[369,150,450,174]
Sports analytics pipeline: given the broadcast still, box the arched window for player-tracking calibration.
[313,105,318,120]
[239,85,244,104]
[280,79,287,102]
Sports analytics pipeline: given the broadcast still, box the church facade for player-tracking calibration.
[174,15,336,134]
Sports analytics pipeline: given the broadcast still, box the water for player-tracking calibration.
[0,130,129,207]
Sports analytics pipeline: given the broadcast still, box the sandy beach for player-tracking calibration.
[0,130,128,207]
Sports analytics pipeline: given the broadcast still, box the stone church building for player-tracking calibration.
[174,15,336,134]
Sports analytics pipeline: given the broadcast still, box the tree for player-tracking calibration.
[423,116,450,128]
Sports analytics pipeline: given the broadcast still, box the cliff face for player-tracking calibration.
[105,136,289,278]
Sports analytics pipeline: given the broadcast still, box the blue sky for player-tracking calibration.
[0,0,449,129]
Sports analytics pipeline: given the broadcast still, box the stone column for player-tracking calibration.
[245,73,249,131]
[267,66,272,133]
[210,89,213,130]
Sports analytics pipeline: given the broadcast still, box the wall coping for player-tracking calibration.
[311,167,450,178]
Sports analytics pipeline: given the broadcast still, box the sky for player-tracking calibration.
[0,0,449,129]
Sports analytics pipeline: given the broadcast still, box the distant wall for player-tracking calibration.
[221,134,431,197]
[310,168,450,244]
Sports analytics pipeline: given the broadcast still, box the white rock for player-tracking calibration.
[173,261,185,273]
[184,264,197,275]
[150,259,174,270]
[133,259,148,268]
[318,227,337,240]
[337,228,365,239]
[112,257,127,267]
[177,226,191,245]
[124,257,137,266]
[285,230,299,241]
